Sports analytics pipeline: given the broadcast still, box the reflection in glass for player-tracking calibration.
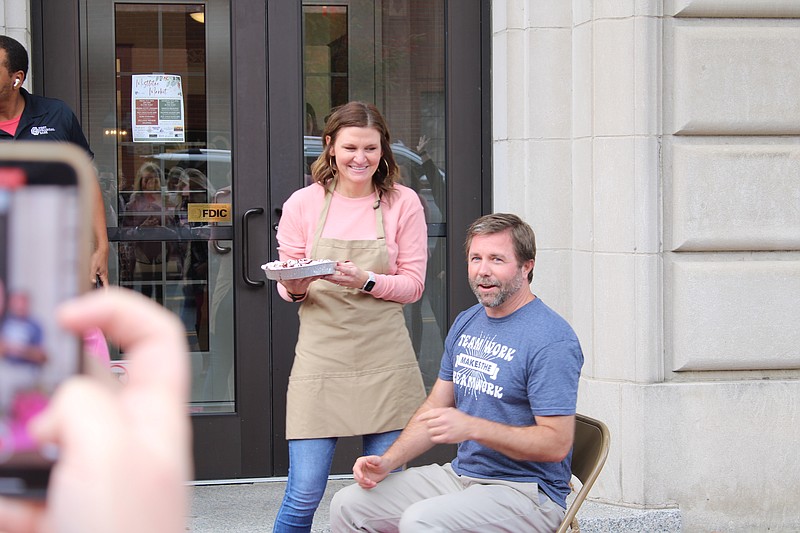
[85,3,237,413]
[302,0,446,390]
[303,5,348,121]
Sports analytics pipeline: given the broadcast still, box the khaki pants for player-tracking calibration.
[330,463,564,533]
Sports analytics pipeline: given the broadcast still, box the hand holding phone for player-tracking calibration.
[0,289,191,532]
[0,143,92,497]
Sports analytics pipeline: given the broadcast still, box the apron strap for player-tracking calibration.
[310,185,334,258]
[311,179,383,258]
[374,192,385,240]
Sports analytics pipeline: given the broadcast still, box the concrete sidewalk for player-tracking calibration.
[188,478,682,532]
[189,478,350,532]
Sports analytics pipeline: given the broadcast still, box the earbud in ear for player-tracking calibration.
[13,79,19,87]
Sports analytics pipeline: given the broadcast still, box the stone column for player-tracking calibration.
[1,0,33,87]
[494,0,800,530]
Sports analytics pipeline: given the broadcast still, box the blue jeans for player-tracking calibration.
[273,430,401,533]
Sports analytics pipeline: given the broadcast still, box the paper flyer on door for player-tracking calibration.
[131,74,185,143]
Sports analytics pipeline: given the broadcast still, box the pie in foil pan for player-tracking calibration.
[261,258,336,281]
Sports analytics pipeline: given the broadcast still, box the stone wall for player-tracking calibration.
[494,1,800,530]
[1,0,32,89]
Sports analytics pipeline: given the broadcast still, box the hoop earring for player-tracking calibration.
[329,157,338,177]
[380,158,390,177]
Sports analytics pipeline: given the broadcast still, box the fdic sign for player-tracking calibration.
[188,203,231,223]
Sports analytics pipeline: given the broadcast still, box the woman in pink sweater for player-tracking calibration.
[273,102,428,532]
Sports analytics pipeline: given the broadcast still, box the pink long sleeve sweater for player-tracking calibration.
[276,182,428,304]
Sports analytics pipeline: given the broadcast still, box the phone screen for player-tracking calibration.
[0,155,88,497]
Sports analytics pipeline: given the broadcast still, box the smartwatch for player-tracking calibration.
[361,271,376,292]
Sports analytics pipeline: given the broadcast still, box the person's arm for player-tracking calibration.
[352,378,455,488]
[317,188,427,303]
[22,344,47,365]
[69,110,108,287]
[0,289,191,533]
[418,409,575,463]
[415,135,444,210]
[274,190,320,301]
[91,176,110,286]
[360,189,427,304]
[278,273,324,302]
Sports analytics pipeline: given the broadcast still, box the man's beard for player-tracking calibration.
[469,268,526,308]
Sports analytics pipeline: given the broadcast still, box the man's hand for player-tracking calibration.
[420,406,577,463]
[351,407,475,490]
[353,455,393,489]
[349,379,457,491]
[416,407,474,445]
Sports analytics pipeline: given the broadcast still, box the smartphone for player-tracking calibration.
[0,142,93,497]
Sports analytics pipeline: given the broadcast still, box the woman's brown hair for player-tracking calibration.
[309,101,400,202]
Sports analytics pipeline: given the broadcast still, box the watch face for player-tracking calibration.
[362,271,376,292]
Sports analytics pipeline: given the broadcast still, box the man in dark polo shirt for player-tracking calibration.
[0,35,109,285]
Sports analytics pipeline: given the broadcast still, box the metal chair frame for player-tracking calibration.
[555,413,611,533]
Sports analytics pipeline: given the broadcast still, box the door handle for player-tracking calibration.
[212,189,232,254]
[213,240,232,254]
[242,207,265,287]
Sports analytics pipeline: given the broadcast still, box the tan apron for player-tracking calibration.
[286,187,426,439]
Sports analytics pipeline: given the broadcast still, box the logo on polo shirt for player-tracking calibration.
[30,126,56,136]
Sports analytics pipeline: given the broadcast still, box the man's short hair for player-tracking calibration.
[0,35,29,77]
[465,213,536,282]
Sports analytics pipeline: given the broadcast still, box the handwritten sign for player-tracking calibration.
[131,74,185,143]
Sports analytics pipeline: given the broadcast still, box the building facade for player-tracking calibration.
[493,1,800,531]
[5,0,800,530]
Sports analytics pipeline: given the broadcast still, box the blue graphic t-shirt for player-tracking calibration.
[439,297,584,509]
[1,315,44,365]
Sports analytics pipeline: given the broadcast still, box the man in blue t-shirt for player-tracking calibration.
[0,291,47,415]
[331,213,584,532]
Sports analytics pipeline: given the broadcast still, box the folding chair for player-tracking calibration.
[556,413,611,533]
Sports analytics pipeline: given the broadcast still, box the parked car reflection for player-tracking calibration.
[147,136,445,225]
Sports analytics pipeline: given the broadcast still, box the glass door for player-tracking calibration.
[270,0,453,475]
[302,0,448,400]
[80,1,234,407]
[78,0,269,479]
[106,4,235,413]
